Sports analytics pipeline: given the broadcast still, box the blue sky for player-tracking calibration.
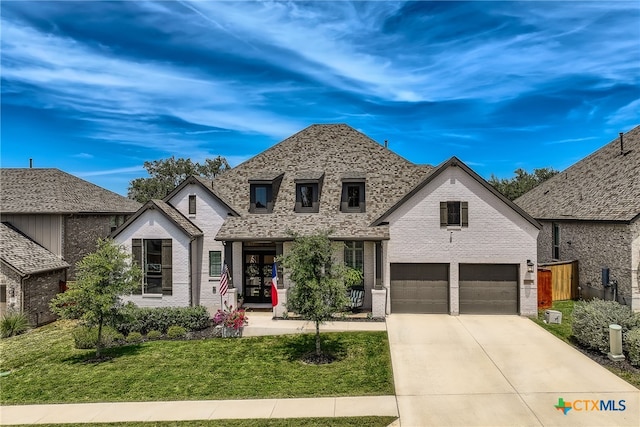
[2,1,639,196]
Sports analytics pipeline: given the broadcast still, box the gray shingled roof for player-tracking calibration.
[515,126,640,222]
[0,222,69,276]
[1,168,141,214]
[213,124,433,240]
[111,200,203,239]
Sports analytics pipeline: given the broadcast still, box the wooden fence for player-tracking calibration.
[538,260,579,301]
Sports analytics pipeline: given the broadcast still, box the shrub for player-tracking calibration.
[72,326,123,349]
[0,311,29,338]
[572,300,639,354]
[627,328,640,367]
[114,305,210,335]
[167,325,187,339]
[126,331,143,344]
[146,330,162,340]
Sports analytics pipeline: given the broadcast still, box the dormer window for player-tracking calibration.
[249,173,283,214]
[341,173,366,213]
[294,171,323,213]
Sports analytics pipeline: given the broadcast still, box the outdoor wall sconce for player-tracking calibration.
[527,260,535,273]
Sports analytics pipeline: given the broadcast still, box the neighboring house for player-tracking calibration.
[113,124,540,317]
[0,223,69,325]
[515,126,640,312]
[0,168,141,323]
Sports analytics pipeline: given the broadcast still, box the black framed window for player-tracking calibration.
[295,182,319,212]
[440,201,468,227]
[344,241,364,285]
[552,223,560,259]
[341,182,365,213]
[250,184,273,213]
[132,238,172,296]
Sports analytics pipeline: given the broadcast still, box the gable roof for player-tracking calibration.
[1,168,141,214]
[110,199,203,239]
[373,156,541,229]
[214,124,434,241]
[0,222,69,276]
[515,126,640,222]
[163,175,240,217]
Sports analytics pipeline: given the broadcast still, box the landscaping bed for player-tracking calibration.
[533,300,640,389]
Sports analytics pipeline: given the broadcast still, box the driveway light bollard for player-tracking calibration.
[607,324,625,361]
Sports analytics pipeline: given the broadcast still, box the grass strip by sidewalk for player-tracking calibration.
[0,321,394,405]
[3,417,398,427]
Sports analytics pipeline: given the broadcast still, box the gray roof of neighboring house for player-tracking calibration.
[515,126,640,222]
[1,168,141,214]
[213,124,434,240]
[0,222,70,276]
[111,199,203,239]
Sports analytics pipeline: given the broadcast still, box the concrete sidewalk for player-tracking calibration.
[0,396,399,425]
[242,311,387,337]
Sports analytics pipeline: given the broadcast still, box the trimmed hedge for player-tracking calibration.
[167,325,187,339]
[572,299,640,354]
[627,328,640,367]
[114,305,210,335]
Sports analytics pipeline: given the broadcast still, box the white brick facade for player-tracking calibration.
[385,166,539,316]
[115,209,192,308]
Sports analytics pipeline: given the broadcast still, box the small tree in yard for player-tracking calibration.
[50,239,142,357]
[280,232,361,361]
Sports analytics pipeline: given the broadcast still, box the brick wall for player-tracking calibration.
[0,263,65,325]
[64,215,114,279]
[24,269,66,325]
[538,220,638,310]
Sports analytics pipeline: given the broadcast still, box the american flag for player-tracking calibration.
[219,263,229,296]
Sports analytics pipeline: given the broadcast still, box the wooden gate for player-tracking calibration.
[537,269,552,308]
[538,261,579,301]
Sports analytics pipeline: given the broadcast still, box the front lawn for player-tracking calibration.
[0,321,394,405]
[533,300,640,389]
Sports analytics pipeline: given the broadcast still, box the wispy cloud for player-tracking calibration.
[74,166,145,177]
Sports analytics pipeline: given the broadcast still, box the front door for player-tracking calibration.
[244,252,276,303]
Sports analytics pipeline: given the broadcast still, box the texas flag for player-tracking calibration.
[271,262,279,307]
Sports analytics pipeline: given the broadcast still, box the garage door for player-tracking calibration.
[390,263,449,313]
[459,264,518,314]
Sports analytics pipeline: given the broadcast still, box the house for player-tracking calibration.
[0,223,70,325]
[0,168,141,323]
[113,124,540,317]
[515,126,640,312]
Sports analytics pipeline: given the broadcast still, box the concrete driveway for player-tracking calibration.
[387,315,639,427]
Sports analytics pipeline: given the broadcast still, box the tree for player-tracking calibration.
[488,167,559,200]
[50,239,142,357]
[280,232,362,360]
[128,155,230,203]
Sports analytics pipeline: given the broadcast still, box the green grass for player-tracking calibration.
[0,321,394,405]
[532,300,640,389]
[531,300,575,342]
[3,417,398,427]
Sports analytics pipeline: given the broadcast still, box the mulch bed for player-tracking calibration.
[572,341,640,375]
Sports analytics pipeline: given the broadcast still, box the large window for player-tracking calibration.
[440,201,469,227]
[209,251,222,276]
[132,239,172,296]
[341,182,365,213]
[552,223,560,259]
[344,241,364,285]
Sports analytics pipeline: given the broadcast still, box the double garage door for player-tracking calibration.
[390,263,518,314]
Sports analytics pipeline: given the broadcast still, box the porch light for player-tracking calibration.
[527,260,535,273]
